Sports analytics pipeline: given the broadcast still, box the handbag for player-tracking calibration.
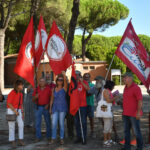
[96,90,113,118]
[6,94,21,122]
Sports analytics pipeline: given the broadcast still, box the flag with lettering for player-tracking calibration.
[115,20,150,88]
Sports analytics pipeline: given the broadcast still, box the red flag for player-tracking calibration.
[69,63,80,116]
[14,17,35,87]
[115,20,150,89]
[45,21,72,75]
[35,16,47,67]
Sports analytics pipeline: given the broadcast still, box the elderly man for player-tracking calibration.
[88,76,105,103]
[120,72,143,150]
[32,78,52,142]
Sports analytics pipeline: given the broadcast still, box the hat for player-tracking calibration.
[122,72,133,78]
[75,70,81,75]
[94,76,104,81]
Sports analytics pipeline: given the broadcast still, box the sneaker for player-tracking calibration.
[103,140,111,147]
[130,139,136,146]
[109,139,117,145]
[119,139,125,145]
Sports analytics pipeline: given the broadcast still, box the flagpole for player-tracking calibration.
[105,54,115,81]
[78,108,85,143]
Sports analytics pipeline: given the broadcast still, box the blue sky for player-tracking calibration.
[75,0,150,37]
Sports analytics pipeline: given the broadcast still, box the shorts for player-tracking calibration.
[87,105,94,118]
[103,118,113,133]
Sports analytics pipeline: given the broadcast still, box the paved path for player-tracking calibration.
[0,86,150,150]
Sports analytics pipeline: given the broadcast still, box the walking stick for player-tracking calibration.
[78,108,85,143]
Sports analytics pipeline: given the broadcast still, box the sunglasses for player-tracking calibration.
[57,78,64,81]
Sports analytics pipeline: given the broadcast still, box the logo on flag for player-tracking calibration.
[25,42,34,66]
[35,31,40,51]
[45,21,72,75]
[47,34,66,60]
[115,20,150,88]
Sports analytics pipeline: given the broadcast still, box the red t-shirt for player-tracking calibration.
[123,82,143,117]
[78,80,88,107]
[33,85,51,105]
[7,90,23,109]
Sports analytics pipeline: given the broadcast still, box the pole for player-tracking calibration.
[78,108,85,143]
[105,54,115,81]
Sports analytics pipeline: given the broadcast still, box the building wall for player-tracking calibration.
[4,57,110,87]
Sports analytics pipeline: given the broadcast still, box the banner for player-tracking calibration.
[115,20,150,88]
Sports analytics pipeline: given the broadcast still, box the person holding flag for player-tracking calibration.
[49,71,68,145]
[119,72,143,150]
[74,70,90,145]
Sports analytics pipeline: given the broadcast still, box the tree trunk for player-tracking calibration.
[67,0,80,53]
[0,29,5,90]
[81,29,92,61]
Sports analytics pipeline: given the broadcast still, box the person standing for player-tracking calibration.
[32,78,51,142]
[74,71,89,145]
[24,85,35,128]
[49,71,68,145]
[83,73,95,137]
[119,72,143,150]
[7,80,24,148]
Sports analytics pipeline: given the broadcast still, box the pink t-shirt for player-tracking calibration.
[123,82,143,117]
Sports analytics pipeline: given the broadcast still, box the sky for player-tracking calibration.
[75,0,150,37]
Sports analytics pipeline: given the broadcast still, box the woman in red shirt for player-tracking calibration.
[7,80,24,148]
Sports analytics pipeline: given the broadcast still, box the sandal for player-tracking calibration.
[18,140,25,146]
[48,139,55,145]
[60,139,64,145]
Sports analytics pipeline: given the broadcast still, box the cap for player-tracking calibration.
[75,70,81,75]
[122,72,133,78]
[94,76,104,81]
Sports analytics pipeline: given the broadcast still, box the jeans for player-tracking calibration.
[51,111,66,139]
[35,106,51,139]
[123,115,143,150]
[74,107,87,140]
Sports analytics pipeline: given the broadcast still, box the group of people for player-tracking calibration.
[5,70,144,150]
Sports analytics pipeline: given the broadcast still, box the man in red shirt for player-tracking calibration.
[74,70,90,145]
[119,72,143,150]
[32,77,51,142]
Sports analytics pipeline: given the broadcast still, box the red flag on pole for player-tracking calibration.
[45,21,72,75]
[14,17,35,87]
[69,63,80,116]
[115,20,150,89]
[35,15,47,68]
